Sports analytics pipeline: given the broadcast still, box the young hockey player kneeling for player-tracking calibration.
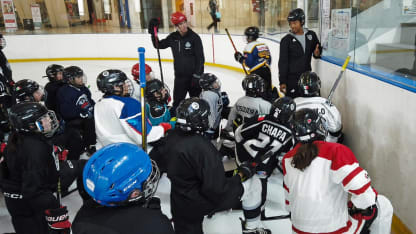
[145,79,175,127]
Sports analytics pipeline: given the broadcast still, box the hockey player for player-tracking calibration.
[295,71,343,143]
[234,26,275,99]
[57,66,96,155]
[0,102,85,234]
[72,143,175,234]
[95,69,168,150]
[44,64,64,113]
[0,34,14,89]
[235,97,296,217]
[278,8,321,98]
[150,97,271,234]
[148,12,205,115]
[0,77,13,159]
[283,108,383,233]
[14,79,46,103]
[199,73,230,138]
[225,74,271,132]
[145,79,175,127]
[131,62,155,82]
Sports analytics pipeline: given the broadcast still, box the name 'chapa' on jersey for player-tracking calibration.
[261,123,289,142]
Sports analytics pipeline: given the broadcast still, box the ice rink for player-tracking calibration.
[0,60,292,233]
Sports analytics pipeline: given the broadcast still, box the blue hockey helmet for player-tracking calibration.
[83,143,160,207]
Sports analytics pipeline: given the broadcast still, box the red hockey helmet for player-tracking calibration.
[171,12,187,25]
[131,63,152,78]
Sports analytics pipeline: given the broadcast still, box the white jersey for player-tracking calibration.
[200,89,222,130]
[283,141,377,233]
[94,95,164,150]
[225,96,271,131]
[295,97,342,142]
[130,78,141,101]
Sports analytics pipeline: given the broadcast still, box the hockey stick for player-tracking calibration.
[225,28,248,75]
[138,47,148,153]
[153,24,165,85]
[327,56,350,103]
[261,213,290,221]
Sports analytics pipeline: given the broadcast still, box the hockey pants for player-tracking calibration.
[171,75,202,116]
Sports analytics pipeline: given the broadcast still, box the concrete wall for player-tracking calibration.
[3,33,415,232]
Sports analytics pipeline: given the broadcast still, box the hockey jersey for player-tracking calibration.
[235,115,295,176]
[200,89,223,130]
[94,95,164,150]
[145,100,175,127]
[243,41,271,73]
[225,96,271,131]
[57,84,95,121]
[283,141,377,233]
[295,96,342,142]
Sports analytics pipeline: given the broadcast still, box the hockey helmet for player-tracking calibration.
[83,143,160,207]
[0,34,6,50]
[270,97,296,126]
[45,64,64,82]
[14,79,46,103]
[145,79,170,104]
[298,71,321,97]
[242,74,266,97]
[9,102,59,137]
[171,12,187,25]
[244,26,260,41]
[176,97,210,133]
[293,108,327,143]
[199,73,221,91]
[131,63,153,81]
[97,69,134,97]
[288,8,305,25]
[63,66,86,87]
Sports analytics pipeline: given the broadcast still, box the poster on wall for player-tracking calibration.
[184,0,195,26]
[0,0,17,32]
[31,4,42,29]
[328,8,351,51]
[402,0,416,15]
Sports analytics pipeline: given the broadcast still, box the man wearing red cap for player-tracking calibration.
[148,12,205,116]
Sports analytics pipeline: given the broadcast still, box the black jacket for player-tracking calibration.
[45,80,65,114]
[152,29,204,77]
[278,30,321,91]
[72,199,174,234]
[150,129,242,220]
[0,50,13,84]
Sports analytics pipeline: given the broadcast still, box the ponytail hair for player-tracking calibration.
[291,142,319,171]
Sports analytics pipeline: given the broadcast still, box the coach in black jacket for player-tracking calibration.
[278,8,322,98]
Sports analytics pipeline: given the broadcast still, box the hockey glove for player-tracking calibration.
[45,206,71,233]
[234,52,244,64]
[237,161,257,182]
[53,145,69,161]
[148,18,160,35]
[348,202,378,233]
[159,122,172,133]
[221,91,230,107]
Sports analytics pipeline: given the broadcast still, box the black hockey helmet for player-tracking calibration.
[145,79,170,104]
[293,108,327,143]
[287,8,305,25]
[63,66,86,87]
[176,97,210,133]
[97,69,133,97]
[199,73,221,91]
[9,102,59,137]
[298,71,321,97]
[242,74,266,97]
[270,97,296,126]
[244,26,260,41]
[45,64,64,82]
[14,79,46,103]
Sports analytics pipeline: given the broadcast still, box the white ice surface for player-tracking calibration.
[0,60,292,233]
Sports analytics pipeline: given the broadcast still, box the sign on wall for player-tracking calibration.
[328,8,351,51]
[31,4,42,30]
[0,0,17,32]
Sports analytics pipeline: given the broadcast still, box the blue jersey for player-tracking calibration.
[243,41,272,73]
[145,100,175,128]
[57,84,95,121]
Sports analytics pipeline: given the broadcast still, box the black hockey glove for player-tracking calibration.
[234,51,244,64]
[237,161,257,182]
[348,201,378,233]
[221,91,230,107]
[148,18,160,35]
[45,206,71,234]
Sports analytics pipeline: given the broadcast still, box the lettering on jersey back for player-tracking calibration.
[236,104,258,116]
[261,123,288,142]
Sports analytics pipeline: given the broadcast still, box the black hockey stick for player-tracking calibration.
[261,213,290,221]
[327,56,351,103]
[153,23,164,85]
[225,28,248,75]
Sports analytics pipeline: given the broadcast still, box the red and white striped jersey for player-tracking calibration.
[282,141,377,233]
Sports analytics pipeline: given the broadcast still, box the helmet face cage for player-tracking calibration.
[288,8,305,25]
[176,98,211,133]
[34,110,59,137]
[298,72,321,97]
[97,70,133,97]
[294,109,328,143]
[242,75,265,97]
[146,80,170,104]
[64,66,86,87]
[199,73,220,91]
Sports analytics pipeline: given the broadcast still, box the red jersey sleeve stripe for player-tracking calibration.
[342,167,363,186]
[349,182,371,195]
[285,200,290,205]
